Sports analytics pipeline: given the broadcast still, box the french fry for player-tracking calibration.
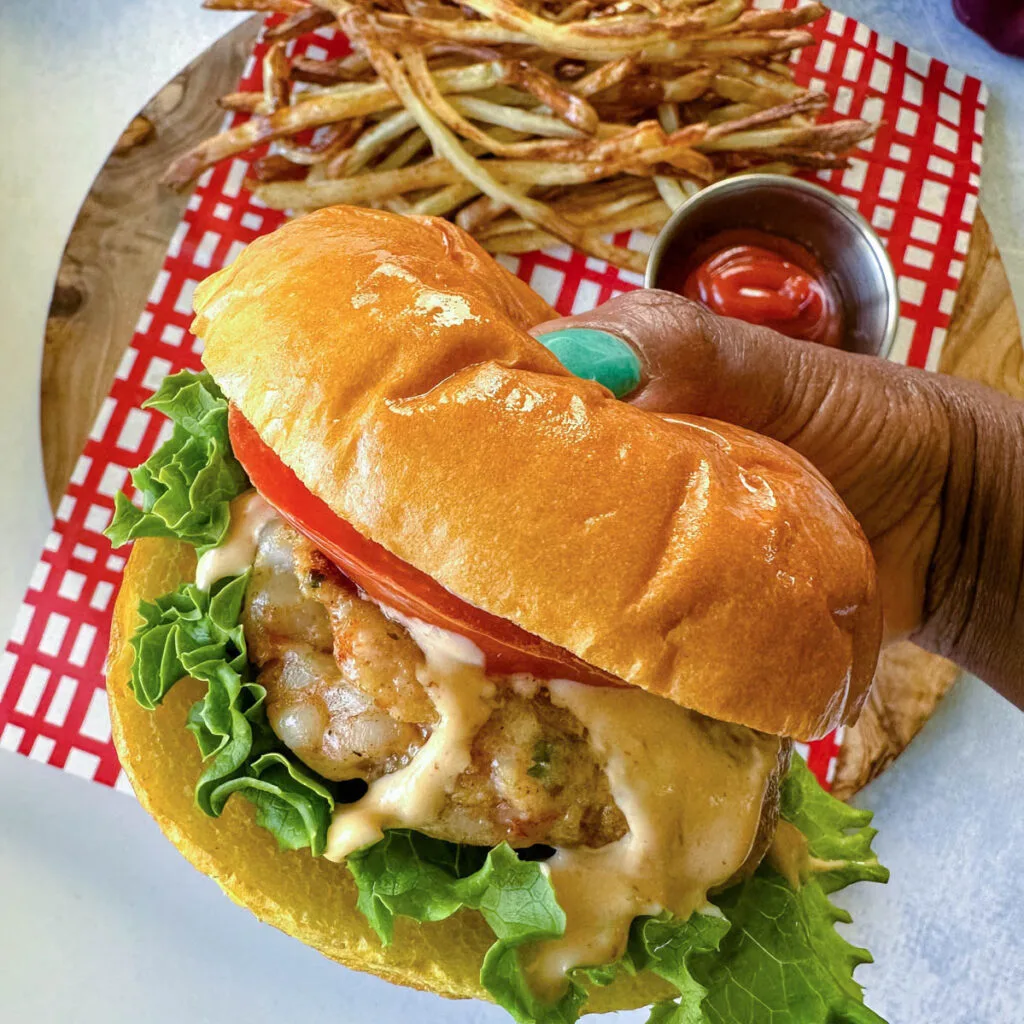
[634,142,712,178]
[640,29,816,64]
[371,10,535,46]
[412,181,480,215]
[483,194,668,234]
[701,119,876,154]
[163,61,505,185]
[257,156,458,206]
[479,228,559,254]
[455,0,744,57]
[720,149,853,170]
[570,56,638,98]
[290,54,373,85]
[381,194,414,214]
[337,0,757,60]
[409,47,646,267]
[766,59,796,79]
[550,0,601,24]
[557,187,665,226]
[217,91,265,113]
[332,109,417,176]
[720,58,805,98]
[707,3,826,35]
[660,68,715,102]
[735,160,797,176]
[704,101,757,126]
[410,55,669,163]
[176,0,875,272]
[710,73,810,109]
[276,119,364,163]
[451,96,584,138]
[254,151,642,206]
[703,94,837,141]
[456,195,510,232]
[377,128,430,169]
[203,0,307,11]
[654,175,695,209]
[551,175,658,210]
[479,196,668,256]
[247,153,309,182]
[498,59,599,132]
[414,50,654,163]
[401,0,468,18]
[266,6,335,42]
[656,100,679,132]
[263,43,292,112]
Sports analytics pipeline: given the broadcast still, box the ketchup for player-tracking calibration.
[664,229,843,348]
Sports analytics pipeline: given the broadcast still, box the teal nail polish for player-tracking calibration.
[536,328,642,399]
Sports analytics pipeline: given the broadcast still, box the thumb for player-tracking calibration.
[531,289,940,492]
[533,289,836,436]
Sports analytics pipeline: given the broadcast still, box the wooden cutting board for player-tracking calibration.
[39,15,1023,798]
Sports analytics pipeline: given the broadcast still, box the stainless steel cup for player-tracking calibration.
[645,174,900,357]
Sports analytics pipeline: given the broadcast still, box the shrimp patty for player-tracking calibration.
[242,519,627,848]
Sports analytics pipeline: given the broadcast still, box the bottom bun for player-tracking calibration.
[109,537,675,1012]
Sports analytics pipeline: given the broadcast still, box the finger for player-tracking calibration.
[533,289,833,435]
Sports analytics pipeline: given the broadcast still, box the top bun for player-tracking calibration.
[193,206,880,741]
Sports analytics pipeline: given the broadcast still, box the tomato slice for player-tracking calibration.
[228,406,620,686]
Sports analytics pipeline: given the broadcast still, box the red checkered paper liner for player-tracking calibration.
[1,4,988,792]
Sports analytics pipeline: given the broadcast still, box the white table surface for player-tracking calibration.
[1,3,1022,1022]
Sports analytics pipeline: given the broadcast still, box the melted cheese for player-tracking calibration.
[195,491,277,590]
[527,680,781,999]
[324,618,494,861]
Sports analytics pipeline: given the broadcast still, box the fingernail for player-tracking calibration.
[535,328,642,399]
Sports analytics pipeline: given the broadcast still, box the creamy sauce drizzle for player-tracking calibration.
[766,819,810,889]
[528,680,781,999]
[195,491,278,590]
[381,606,486,669]
[324,616,495,861]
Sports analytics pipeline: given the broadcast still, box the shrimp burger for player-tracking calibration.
[106,205,891,1024]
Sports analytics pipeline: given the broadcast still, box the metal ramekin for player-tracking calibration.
[645,174,900,358]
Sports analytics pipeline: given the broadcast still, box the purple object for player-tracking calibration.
[954,0,1024,56]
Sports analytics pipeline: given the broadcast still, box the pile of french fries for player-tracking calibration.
[166,0,875,272]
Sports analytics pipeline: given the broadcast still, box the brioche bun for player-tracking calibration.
[194,206,880,740]
[108,537,674,1013]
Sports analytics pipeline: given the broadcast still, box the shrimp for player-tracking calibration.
[242,519,627,847]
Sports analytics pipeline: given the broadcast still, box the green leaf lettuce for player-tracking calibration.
[348,831,590,1024]
[630,756,889,1024]
[105,369,249,555]
[125,573,333,855]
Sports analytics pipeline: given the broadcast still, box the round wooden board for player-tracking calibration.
[39,18,1023,798]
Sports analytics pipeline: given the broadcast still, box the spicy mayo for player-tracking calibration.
[663,229,844,348]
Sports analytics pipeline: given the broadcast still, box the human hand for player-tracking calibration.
[534,290,1024,705]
